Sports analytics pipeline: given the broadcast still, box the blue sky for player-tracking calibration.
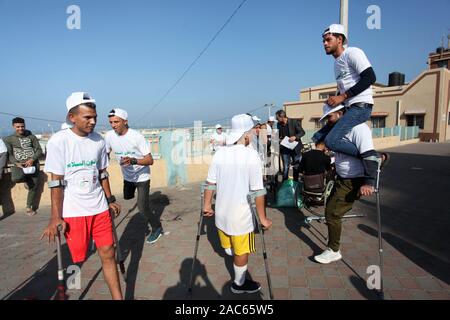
[0,0,449,134]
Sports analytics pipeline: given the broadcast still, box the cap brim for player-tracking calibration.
[226,130,246,145]
[320,105,345,122]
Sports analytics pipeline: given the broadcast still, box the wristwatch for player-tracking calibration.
[107,195,117,204]
[130,158,138,165]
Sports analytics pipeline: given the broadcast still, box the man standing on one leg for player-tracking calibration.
[105,108,163,244]
[314,104,386,264]
[4,117,43,216]
[41,92,123,299]
[204,114,272,294]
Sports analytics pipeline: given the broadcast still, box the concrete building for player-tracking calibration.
[284,47,450,142]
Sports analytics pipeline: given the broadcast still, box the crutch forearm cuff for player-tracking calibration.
[99,171,109,180]
[48,180,67,188]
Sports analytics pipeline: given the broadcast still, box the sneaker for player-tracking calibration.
[314,248,342,264]
[231,279,261,294]
[26,208,36,217]
[146,227,162,244]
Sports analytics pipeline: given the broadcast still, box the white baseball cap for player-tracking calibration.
[23,166,36,175]
[66,92,96,112]
[226,114,255,145]
[268,116,276,122]
[322,24,348,45]
[252,115,261,123]
[108,108,128,121]
[215,124,222,129]
[320,103,345,122]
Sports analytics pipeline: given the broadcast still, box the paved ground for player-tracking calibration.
[0,142,449,300]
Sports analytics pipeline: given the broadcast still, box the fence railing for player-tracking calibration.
[304,125,419,143]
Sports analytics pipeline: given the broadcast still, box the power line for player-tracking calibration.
[143,103,269,129]
[0,111,61,124]
[135,0,249,123]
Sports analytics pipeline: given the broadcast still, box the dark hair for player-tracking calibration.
[332,33,346,44]
[275,110,286,118]
[12,117,25,125]
[68,103,96,115]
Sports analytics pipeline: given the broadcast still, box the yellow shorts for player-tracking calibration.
[217,229,256,256]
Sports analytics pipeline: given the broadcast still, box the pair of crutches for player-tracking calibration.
[188,183,274,300]
[53,211,127,300]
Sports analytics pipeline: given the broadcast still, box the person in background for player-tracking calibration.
[210,124,227,152]
[4,117,43,216]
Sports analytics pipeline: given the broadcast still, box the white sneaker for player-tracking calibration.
[314,248,342,264]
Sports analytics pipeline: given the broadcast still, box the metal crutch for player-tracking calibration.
[55,224,66,300]
[248,189,274,300]
[110,209,127,282]
[375,161,384,300]
[188,182,216,295]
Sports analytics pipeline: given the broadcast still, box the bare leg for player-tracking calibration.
[97,245,123,300]
[234,253,249,267]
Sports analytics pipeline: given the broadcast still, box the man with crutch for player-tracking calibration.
[41,92,123,300]
[203,114,272,294]
[314,103,388,267]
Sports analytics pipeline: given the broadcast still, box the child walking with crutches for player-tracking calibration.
[203,114,272,294]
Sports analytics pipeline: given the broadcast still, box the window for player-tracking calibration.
[319,91,336,100]
[370,117,386,128]
[314,119,325,129]
[406,115,424,129]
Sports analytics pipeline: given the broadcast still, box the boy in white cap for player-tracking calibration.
[210,124,227,152]
[105,108,162,244]
[314,104,383,264]
[203,114,272,294]
[41,92,123,299]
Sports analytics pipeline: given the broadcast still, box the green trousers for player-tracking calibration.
[11,163,40,209]
[325,176,364,252]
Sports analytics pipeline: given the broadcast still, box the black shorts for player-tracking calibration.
[123,180,137,200]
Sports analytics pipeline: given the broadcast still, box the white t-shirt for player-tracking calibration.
[44,129,109,218]
[206,144,264,236]
[334,47,374,106]
[210,132,227,151]
[335,123,374,178]
[0,138,6,153]
[105,129,151,183]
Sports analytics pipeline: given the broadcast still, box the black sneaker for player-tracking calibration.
[231,279,261,294]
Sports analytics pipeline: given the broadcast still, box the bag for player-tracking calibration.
[272,179,303,208]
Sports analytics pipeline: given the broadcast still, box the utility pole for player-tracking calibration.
[340,0,349,42]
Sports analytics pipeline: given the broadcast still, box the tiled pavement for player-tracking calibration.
[1,142,449,300]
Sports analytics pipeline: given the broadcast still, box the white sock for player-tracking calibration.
[233,264,247,286]
[224,248,234,256]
